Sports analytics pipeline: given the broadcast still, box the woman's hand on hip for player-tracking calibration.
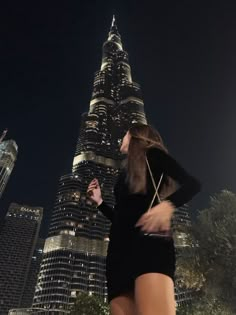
[135,200,175,233]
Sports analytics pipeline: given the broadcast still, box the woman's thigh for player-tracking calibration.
[135,273,176,315]
[110,291,136,315]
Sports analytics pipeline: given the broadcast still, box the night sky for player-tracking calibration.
[1,1,236,237]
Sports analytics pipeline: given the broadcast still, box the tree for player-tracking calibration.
[177,190,236,314]
[175,248,205,292]
[177,294,233,315]
[194,190,236,310]
[71,291,110,315]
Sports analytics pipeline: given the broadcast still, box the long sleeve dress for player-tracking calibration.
[97,146,201,302]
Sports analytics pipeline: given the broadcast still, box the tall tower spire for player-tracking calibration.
[110,14,118,33]
[0,129,8,143]
[0,137,18,199]
[111,14,116,27]
[107,15,122,49]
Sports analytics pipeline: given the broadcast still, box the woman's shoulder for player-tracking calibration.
[146,146,167,158]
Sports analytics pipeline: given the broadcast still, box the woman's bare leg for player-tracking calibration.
[110,291,136,315]
[135,273,176,315]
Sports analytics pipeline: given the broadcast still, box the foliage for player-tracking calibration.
[71,291,110,315]
[176,248,205,291]
[176,190,236,314]
[177,295,233,315]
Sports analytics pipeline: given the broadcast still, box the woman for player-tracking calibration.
[87,124,201,315]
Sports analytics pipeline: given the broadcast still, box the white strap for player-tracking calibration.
[145,156,163,210]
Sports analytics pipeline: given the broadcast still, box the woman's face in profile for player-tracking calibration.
[120,131,131,154]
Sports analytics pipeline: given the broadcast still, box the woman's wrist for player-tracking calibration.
[97,199,103,207]
[161,200,175,212]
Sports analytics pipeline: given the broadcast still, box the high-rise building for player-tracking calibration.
[0,136,18,199]
[20,238,45,308]
[8,308,47,315]
[33,16,147,314]
[173,204,192,248]
[33,16,193,314]
[173,204,195,306]
[0,203,43,314]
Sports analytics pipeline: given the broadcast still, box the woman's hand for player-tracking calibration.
[87,178,103,206]
[135,200,175,233]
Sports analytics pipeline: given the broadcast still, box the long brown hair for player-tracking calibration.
[124,123,176,199]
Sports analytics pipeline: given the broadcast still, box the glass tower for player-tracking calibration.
[0,203,43,314]
[0,139,18,198]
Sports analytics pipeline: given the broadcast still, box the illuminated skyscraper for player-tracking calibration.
[33,16,147,314]
[20,238,45,308]
[0,203,43,314]
[33,16,194,314]
[173,204,195,305]
[0,135,18,198]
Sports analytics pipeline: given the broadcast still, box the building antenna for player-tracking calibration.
[0,129,8,143]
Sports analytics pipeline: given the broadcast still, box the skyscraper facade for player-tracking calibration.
[0,203,43,314]
[20,238,45,308]
[33,16,193,314]
[33,17,147,314]
[0,138,18,199]
[173,205,195,306]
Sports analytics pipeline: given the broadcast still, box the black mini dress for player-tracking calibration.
[97,147,201,302]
